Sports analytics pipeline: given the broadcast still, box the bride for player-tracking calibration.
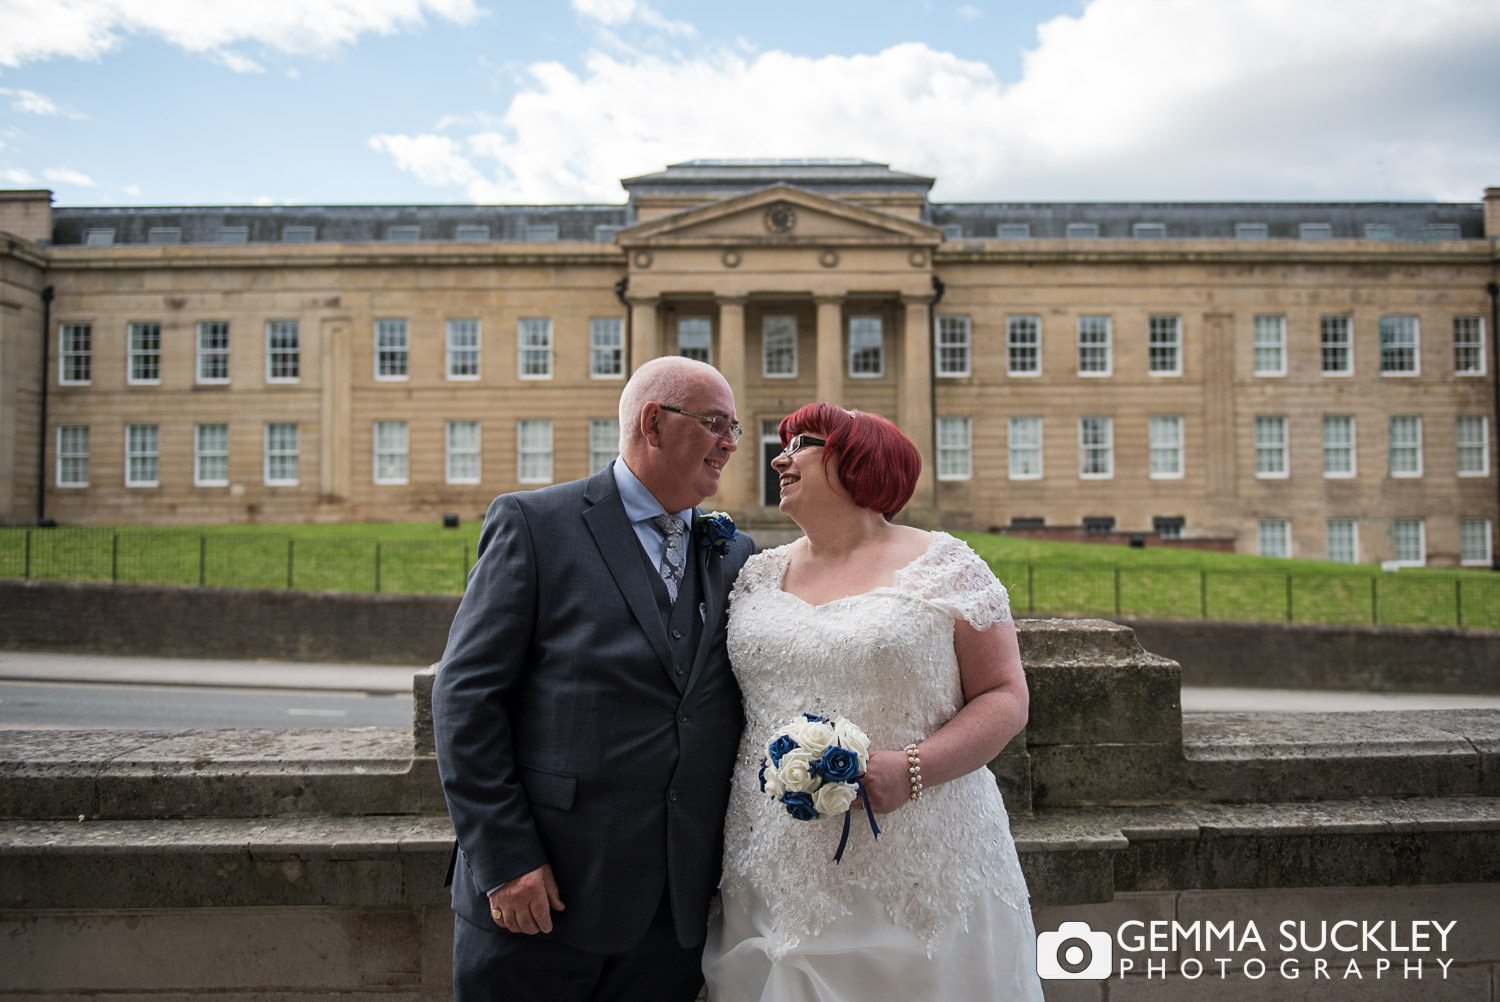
[703,404,1044,1001]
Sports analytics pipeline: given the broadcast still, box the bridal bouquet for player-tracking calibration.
[758,713,881,862]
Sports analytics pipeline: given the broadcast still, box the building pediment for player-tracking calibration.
[617,185,941,248]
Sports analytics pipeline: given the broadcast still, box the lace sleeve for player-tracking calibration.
[729,545,788,603]
[898,533,1012,630]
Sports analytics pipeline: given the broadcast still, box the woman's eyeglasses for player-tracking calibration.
[658,405,743,443]
[778,434,826,459]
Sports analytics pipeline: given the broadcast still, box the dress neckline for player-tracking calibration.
[774,531,946,609]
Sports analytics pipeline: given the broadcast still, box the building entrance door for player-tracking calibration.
[760,419,785,508]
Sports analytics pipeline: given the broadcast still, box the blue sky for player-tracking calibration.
[1,0,1496,208]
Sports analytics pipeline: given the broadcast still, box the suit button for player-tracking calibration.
[672,629,682,639]
[669,788,679,802]
[679,713,690,723]
[675,665,685,675]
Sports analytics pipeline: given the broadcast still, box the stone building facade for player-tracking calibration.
[2,162,1497,566]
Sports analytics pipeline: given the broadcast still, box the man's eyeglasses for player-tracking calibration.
[778,434,826,459]
[658,405,743,443]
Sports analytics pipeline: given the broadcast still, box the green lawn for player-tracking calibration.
[1,523,1496,628]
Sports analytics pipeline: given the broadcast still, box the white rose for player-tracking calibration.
[787,717,835,758]
[813,782,858,817]
[776,748,819,793]
[760,760,785,798]
[831,717,872,770]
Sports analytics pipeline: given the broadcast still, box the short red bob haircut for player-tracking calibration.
[779,403,921,520]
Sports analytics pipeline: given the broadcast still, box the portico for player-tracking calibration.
[616,184,943,512]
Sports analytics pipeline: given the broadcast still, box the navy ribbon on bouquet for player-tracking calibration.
[832,779,882,865]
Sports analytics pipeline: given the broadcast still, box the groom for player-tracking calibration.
[432,356,755,1002]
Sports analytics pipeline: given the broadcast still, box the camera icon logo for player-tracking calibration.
[1036,921,1113,980]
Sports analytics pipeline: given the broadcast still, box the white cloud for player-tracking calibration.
[0,86,85,118]
[43,167,97,187]
[372,0,1500,203]
[0,0,483,69]
[253,195,276,205]
[2,168,38,185]
[957,5,982,19]
[123,184,143,196]
[212,49,266,74]
[570,0,694,36]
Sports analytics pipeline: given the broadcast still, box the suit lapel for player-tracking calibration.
[684,508,725,694]
[581,468,675,680]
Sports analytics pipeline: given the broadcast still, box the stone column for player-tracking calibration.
[716,295,751,512]
[814,295,845,406]
[319,318,352,504]
[900,294,935,504]
[629,296,660,372]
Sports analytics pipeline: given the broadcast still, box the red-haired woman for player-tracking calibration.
[702,403,1043,1001]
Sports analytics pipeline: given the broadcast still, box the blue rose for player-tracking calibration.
[768,735,799,767]
[758,759,768,792]
[696,512,738,559]
[780,791,819,821]
[802,712,830,724]
[813,745,861,783]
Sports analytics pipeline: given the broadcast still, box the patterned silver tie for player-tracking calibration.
[652,513,687,603]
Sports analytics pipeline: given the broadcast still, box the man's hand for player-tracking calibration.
[488,864,565,934]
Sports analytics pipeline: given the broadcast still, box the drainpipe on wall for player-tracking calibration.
[928,273,946,510]
[36,285,54,526]
[1489,281,1499,570]
[614,276,630,373]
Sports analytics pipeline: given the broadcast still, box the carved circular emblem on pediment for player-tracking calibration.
[908,249,928,267]
[632,249,653,269]
[764,203,797,235]
[722,249,742,268]
[819,249,840,269]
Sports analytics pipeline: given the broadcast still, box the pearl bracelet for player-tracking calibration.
[904,743,924,801]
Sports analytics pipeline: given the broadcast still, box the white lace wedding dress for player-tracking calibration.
[703,532,1044,1001]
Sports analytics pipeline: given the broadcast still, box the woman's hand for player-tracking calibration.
[855,749,912,815]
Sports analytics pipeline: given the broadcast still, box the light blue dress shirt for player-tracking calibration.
[612,457,694,564]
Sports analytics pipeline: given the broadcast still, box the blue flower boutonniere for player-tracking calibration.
[696,511,737,562]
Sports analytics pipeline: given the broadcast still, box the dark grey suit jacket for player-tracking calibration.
[432,465,755,952]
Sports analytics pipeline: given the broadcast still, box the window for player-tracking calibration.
[56,426,89,487]
[1083,516,1115,534]
[848,316,883,377]
[196,321,230,383]
[1322,415,1356,477]
[1133,223,1166,239]
[1008,417,1042,479]
[1235,223,1268,240]
[376,319,409,380]
[937,417,972,480]
[148,227,180,245]
[1420,224,1461,241]
[1320,316,1352,375]
[446,319,481,380]
[936,315,971,377]
[1149,415,1183,478]
[589,418,619,475]
[1148,315,1181,375]
[942,224,963,241]
[1077,316,1111,376]
[1454,316,1485,374]
[125,424,158,487]
[1066,223,1099,239]
[996,223,1030,239]
[386,225,420,242]
[1079,416,1113,478]
[1392,519,1425,566]
[127,322,161,384]
[1388,416,1422,477]
[267,321,300,382]
[59,323,91,384]
[1258,519,1291,558]
[446,420,481,484]
[1299,223,1332,241]
[524,224,559,242]
[1461,519,1492,566]
[518,419,553,483]
[1364,223,1396,241]
[518,318,553,379]
[1154,516,1184,540]
[677,317,712,365]
[1457,416,1489,476]
[454,224,490,242]
[1253,316,1285,376]
[216,226,248,244]
[1379,316,1419,374]
[282,226,316,243]
[194,423,228,486]
[762,315,797,378]
[590,317,625,377]
[594,225,623,243]
[83,228,114,246]
[374,421,409,485]
[1007,316,1040,375]
[1326,519,1358,563]
[1255,416,1288,477]
[264,423,300,485]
